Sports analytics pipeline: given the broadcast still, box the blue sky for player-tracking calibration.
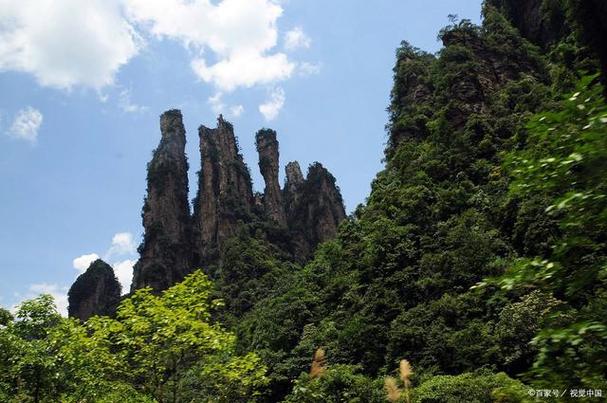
[0,0,481,314]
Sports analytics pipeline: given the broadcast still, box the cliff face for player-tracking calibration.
[256,129,286,226]
[485,0,568,48]
[283,161,305,214]
[284,162,346,260]
[131,110,192,292]
[68,259,121,321]
[192,116,254,264]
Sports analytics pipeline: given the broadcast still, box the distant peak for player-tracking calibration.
[285,161,304,186]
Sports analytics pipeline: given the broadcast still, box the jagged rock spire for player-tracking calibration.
[124,112,346,291]
[256,129,286,226]
[193,115,254,264]
[283,161,304,218]
[68,259,121,321]
[131,109,192,292]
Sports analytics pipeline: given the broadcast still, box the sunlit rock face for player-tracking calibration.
[256,129,286,227]
[192,115,255,265]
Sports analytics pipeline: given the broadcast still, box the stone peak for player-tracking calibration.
[68,258,121,321]
[161,109,182,118]
[307,161,334,179]
[198,115,234,134]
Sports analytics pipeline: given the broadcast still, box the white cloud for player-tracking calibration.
[118,88,147,113]
[191,52,293,92]
[229,104,244,117]
[107,232,136,257]
[0,0,140,89]
[284,27,311,51]
[112,259,136,293]
[208,92,244,118]
[259,87,285,121]
[73,253,100,273]
[126,0,295,92]
[27,283,69,316]
[209,92,226,115]
[0,0,312,118]
[106,232,137,293]
[299,61,321,76]
[73,232,135,275]
[7,106,42,142]
[125,0,280,55]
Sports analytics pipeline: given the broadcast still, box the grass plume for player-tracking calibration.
[385,359,414,402]
[384,376,401,402]
[399,359,413,402]
[309,348,327,379]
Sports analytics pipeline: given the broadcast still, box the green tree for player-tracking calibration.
[88,270,269,402]
[0,271,268,402]
[413,371,528,403]
[0,295,146,402]
[489,77,607,388]
[284,365,384,403]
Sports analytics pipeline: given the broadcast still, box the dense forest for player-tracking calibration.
[1,0,606,401]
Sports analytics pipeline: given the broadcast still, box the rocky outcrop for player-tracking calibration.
[256,129,286,226]
[193,115,254,264]
[131,110,192,292]
[68,259,121,321]
[284,162,346,260]
[124,111,345,291]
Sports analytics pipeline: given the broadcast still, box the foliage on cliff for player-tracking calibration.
[230,2,607,400]
[487,76,607,389]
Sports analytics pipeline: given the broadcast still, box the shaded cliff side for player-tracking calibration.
[485,0,568,48]
[285,162,346,260]
[131,110,192,292]
[68,259,121,321]
[486,0,607,88]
